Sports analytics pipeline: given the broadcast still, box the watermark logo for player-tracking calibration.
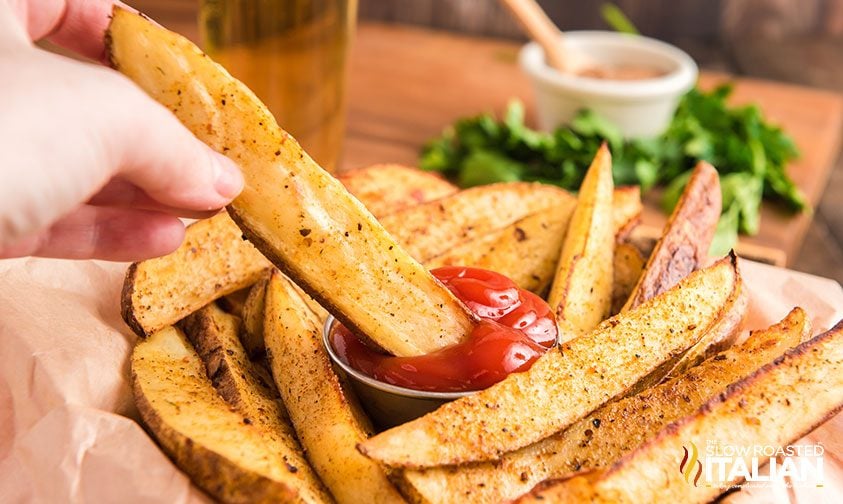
[680,442,703,487]
[677,440,826,490]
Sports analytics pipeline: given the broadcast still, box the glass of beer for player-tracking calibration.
[200,0,358,172]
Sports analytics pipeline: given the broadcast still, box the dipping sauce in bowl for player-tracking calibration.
[329,266,558,393]
[576,64,667,81]
[519,31,698,137]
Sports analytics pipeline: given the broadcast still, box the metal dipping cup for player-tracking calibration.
[322,314,561,429]
[322,315,474,429]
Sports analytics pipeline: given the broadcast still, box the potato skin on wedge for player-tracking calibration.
[400,307,809,504]
[623,161,721,311]
[360,254,743,468]
[520,317,843,504]
[263,271,405,504]
[131,326,332,503]
[107,7,473,357]
[547,143,615,340]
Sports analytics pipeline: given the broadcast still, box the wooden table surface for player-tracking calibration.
[136,13,843,267]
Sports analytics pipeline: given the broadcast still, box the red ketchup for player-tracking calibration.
[330,266,558,392]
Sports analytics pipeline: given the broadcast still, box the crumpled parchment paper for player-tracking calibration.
[0,257,840,503]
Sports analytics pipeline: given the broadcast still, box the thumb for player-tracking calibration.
[109,79,244,212]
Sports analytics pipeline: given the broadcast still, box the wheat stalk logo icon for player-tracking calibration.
[680,442,703,487]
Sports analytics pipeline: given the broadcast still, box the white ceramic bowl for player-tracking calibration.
[519,31,698,138]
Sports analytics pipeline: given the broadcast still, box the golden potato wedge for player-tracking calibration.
[263,271,404,504]
[381,182,574,262]
[121,212,270,337]
[131,326,332,503]
[424,188,644,295]
[241,271,330,358]
[611,185,642,241]
[610,242,645,315]
[179,303,298,445]
[360,254,742,468]
[121,165,445,339]
[547,143,615,340]
[240,276,270,358]
[337,164,457,216]
[627,257,748,396]
[659,269,748,381]
[623,161,721,311]
[424,203,575,293]
[108,8,473,356]
[519,317,843,504]
[400,308,810,504]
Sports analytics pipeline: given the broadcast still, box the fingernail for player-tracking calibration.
[213,153,244,199]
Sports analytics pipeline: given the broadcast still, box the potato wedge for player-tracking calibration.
[519,317,843,503]
[424,188,644,295]
[611,185,642,241]
[263,271,404,504]
[122,212,270,337]
[121,165,447,339]
[659,270,748,381]
[424,204,574,293]
[179,303,298,445]
[623,161,721,311]
[610,242,645,315]
[380,182,574,262]
[240,276,270,358]
[547,144,615,340]
[400,308,810,504]
[108,8,473,356]
[360,254,742,468]
[628,257,748,395]
[131,326,332,503]
[337,164,457,216]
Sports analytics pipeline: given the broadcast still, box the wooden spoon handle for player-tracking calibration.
[500,0,567,71]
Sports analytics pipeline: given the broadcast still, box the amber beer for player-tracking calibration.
[200,0,357,172]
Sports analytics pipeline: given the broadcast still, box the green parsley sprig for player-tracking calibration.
[419,85,805,254]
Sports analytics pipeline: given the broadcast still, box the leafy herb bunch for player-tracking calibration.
[420,85,804,253]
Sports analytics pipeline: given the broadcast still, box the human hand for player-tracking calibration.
[0,0,244,262]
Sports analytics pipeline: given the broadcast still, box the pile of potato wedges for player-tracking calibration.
[111,8,843,504]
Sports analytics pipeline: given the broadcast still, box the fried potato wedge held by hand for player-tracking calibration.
[360,254,743,468]
[399,308,810,504]
[108,8,473,357]
[623,161,721,311]
[519,317,843,504]
[121,165,446,339]
[337,164,457,216]
[122,212,270,337]
[263,271,404,504]
[131,327,332,503]
[547,143,615,340]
